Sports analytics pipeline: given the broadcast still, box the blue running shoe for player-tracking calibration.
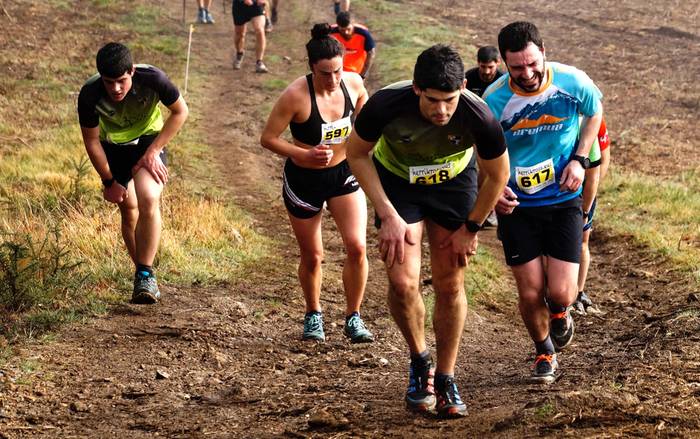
[205,10,215,24]
[196,8,206,24]
[435,376,467,418]
[303,312,325,341]
[344,313,374,343]
[405,358,435,412]
[132,271,160,304]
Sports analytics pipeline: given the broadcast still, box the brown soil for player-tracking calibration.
[2,0,700,437]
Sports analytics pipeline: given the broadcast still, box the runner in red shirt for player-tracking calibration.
[575,117,611,314]
[330,12,376,80]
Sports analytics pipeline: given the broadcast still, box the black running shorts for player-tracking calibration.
[101,135,167,187]
[282,159,360,219]
[373,157,477,231]
[232,0,265,25]
[497,197,583,266]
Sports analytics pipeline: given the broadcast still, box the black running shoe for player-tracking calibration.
[405,358,436,412]
[529,353,558,384]
[435,376,467,418]
[550,311,574,352]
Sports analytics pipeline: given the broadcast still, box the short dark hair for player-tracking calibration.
[96,42,133,78]
[497,21,544,61]
[476,46,499,63]
[336,11,351,27]
[306,23,345,66]
[413,44,464,92]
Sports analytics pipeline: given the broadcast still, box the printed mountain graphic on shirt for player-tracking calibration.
[502,90,578,133]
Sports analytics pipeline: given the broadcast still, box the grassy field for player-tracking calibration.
[0,1,266,344]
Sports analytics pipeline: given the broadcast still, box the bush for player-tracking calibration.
[0,224,86,312]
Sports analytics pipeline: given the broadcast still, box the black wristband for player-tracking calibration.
[465,219,482,233]
[102,177,115,188]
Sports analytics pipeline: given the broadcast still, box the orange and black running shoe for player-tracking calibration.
[530,353,558,384]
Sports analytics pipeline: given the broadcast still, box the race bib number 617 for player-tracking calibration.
[515,158,555,194]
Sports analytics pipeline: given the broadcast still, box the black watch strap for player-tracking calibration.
[465,219,482,233]
[102,177,115,188]
[572,154,590,169]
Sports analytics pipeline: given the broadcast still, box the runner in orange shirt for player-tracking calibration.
[330,12,376,80]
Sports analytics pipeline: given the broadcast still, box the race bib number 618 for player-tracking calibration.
[409,163,455,185]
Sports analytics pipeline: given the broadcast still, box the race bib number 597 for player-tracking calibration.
[321,116,352,145]
[515,159,555,194]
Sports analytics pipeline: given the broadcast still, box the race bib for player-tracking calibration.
[409,162,454,185]
[515,158,555,194]
[321,116,352,145]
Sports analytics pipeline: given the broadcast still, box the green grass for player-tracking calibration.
[359,0,474,85]
[601,169,700,280]
[0,0,265,346]
[533,401,556,419]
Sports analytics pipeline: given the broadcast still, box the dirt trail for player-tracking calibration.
[2,0,700,437]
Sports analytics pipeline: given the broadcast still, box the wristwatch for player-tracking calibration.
[465,219,482,233]
[572,154,591,169]
[102,177,115,188]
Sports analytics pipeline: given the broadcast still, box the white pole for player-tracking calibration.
[184,24,194,95]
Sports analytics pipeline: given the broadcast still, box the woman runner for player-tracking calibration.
[260,23,372,343]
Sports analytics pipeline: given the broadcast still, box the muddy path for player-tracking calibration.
[1,0,699,437]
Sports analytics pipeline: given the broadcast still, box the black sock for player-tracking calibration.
[305,310,321,317]
[535,336,555,355]
[434,373,453,390]
[136,264,153,276]
[410,349,431,366]
[345,311,359,322]
[548,301,567,314]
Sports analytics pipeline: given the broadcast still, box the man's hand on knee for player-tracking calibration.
[378,214,415,267]
[439,227,478,267]
[133,152,168,185]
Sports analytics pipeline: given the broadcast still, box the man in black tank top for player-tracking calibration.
[261,25,373,345]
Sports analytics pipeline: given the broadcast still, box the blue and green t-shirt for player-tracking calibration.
[483,62,602,207]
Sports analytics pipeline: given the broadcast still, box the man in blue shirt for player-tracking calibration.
[483,21,602,384]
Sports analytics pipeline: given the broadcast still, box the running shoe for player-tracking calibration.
[572,299,587,315]
[333,1,341,15]
[255,60,269,73]
[196,8,206,24]
[529,353,558,384]
[233,53,244,70]
[271,7,278,24]
[132,271,161,304]
[303,312,325,341]
[578,291,593,308]
[205,10,215,24]
[550,310,575,351]
[435,376,467,418]
[405,358,436,412]
[343,313,374,343]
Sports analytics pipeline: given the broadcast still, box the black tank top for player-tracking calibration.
[289,74,355,146]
